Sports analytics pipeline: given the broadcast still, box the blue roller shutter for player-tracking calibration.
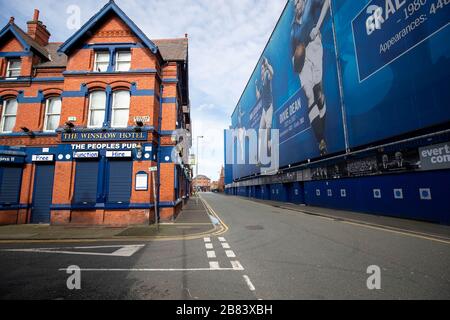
[107,160,132,204]
[0,166,23,205]
[73,161,99,204]
[31,164,55,223]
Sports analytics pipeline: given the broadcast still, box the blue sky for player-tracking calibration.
[0,0,286,180]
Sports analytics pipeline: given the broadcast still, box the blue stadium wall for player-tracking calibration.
[225,0,450,225]
[226,169,450,225]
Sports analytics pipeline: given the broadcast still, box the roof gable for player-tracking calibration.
[0,23,49,59]
[58,0,159,57]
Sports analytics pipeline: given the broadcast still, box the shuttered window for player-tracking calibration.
[107,160,132,204]
[0,166,22,205]
[73,161,99,204]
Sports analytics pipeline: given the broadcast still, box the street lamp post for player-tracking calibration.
[196,135,204,185]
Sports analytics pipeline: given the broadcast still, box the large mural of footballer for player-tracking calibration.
[291,0,330,156]
[236,104,246,162]
[255,57,275,165]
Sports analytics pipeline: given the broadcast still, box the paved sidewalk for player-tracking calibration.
[234,196,450,241]
[0,197,217,241]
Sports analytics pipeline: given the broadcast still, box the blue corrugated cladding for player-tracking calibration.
[31,164,55,223]
[107,160,132,204]
[0,166,22,205]
[73,161,99,204]
[304,170,450,225]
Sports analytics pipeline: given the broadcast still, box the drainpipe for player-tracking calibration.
[156,83,163,224]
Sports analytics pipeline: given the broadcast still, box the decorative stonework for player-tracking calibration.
[96,30,133,38]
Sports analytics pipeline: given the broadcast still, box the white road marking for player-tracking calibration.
[58,267,242,272]
[221,243,230,249]
[225,250,236,258]
[218,237,226,242]
[205,243,214,250]
[204,237,211,243]
[206,251,216,258]
[230,261,244,271]
[2,245,145,257]
[243,275,256,291]
[209,261,220,270]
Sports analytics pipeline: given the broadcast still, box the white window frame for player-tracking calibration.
[115,50,131,72]
[111,90,130,128]
[93,51,110,72]
[6,58,21,78]
[43,97,62,132]
[1,98,18,133]
[87,91,107,128]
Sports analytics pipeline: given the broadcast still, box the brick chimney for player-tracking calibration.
[27,9,50,46]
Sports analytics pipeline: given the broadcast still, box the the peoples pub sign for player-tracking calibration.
[61,131,148,142]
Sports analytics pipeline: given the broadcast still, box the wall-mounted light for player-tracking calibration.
[64,121,75,132]
[134,120,144,132]
[135,143,143,160]
[21,127,35,138]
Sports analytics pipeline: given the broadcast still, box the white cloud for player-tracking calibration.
[0,0,287,180]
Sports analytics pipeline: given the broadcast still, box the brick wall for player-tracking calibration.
[0,6,190,226]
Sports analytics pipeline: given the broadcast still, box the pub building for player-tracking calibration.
[0,1,192,226]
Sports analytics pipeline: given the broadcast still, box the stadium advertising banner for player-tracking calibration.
[332,0,450,148]
[231,0,346,180]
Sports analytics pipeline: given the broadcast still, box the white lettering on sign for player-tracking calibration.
[419,143,450,170]
[279,97,302,125]
[71,143,139,151]
[133,116,150,123]
[0,156,15,162]
[32,155,54,162]
[366,0,407,35]
[106,151,132,158]
[73,151,99,159]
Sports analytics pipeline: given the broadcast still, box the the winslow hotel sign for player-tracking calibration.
[62,131,148,142]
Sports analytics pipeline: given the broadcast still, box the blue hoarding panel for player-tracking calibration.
[229,1,449,183]
[352,0,450,81]
[332,0,450,148]
[231,0,346,180]
[304,170,450,224]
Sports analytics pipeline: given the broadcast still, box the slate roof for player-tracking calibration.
[36,43,67,68]
[154,38,188,62]
[10,24,49,59]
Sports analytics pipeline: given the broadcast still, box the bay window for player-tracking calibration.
[43,97,62,131]
[115,51,131,72]
[88,91,106,128]
[6,58,21,77]
[1,98,18,133]
[111,90,130,128]
[94,51,110,72]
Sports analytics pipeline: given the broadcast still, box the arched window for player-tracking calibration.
[111,90,130,128]
[1,98,18,133]
[88,91,106,128]
[43,97,62,131]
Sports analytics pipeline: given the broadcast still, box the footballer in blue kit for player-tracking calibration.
[291,0,330,156]
[256,57,275,164]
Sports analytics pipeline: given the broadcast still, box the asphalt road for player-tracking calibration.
[1,193,449,300]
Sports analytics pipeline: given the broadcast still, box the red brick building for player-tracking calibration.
[193,175,211,192]
[0,1,192,226]
[218,166,225,192]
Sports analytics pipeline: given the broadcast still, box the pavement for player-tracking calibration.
[0,192,449,300]
[0,196,221,242]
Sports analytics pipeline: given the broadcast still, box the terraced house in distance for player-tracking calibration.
[0,0,192,226]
